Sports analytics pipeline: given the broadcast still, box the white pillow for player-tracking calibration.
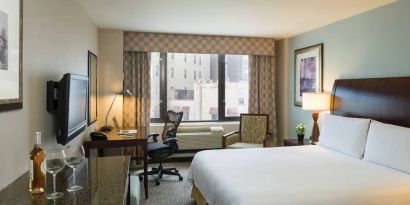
[319,113,370,158]
[364,120,410,173]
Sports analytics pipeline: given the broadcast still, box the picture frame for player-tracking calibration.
[294,43,323,107]
[0,0,23,111]
[88,51,97,125]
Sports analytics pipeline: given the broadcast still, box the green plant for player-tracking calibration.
[295,123,306,135]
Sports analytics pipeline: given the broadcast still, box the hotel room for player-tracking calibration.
[1,0,410,204]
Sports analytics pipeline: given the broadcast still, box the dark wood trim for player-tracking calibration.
[331,76,410,128]
[87,50,98,125]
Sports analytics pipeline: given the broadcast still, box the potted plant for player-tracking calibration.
[295,123,306,141]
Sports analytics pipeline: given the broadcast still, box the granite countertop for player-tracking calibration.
[0,156,130,205]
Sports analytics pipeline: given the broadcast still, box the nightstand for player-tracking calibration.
[284,139,312,146]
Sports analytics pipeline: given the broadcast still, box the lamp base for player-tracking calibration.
[100,125,113,132]
[311,112,320,143]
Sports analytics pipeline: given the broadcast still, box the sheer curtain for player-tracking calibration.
[249,55,277,145]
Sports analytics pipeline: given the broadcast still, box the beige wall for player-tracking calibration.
[275,39,289,146]
[0,0,98,190]
[97,29,124,129]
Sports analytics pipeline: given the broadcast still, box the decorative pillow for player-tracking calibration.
[319,113,370,158]
[364,120,410,173]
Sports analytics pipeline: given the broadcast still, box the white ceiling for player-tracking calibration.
[77,0,396,39]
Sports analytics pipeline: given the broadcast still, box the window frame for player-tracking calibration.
[151,53,246,123]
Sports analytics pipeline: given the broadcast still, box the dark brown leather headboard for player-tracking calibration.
[331,77,410,128]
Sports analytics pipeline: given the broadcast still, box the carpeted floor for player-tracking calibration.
[133,162,195,205]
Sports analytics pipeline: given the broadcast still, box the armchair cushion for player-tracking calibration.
[223,132,240,148]
[227,142,263,149]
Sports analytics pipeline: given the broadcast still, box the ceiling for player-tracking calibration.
[77,0,396,39]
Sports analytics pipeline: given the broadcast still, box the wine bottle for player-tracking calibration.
[29,131,46,194]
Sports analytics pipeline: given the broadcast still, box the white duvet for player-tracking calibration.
[189,146,410,205]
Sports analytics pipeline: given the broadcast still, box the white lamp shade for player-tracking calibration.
[302,92,331,111]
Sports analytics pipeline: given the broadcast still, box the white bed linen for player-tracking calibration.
[189,146,410,205]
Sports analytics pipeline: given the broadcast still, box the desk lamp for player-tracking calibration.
[100,89,133,132]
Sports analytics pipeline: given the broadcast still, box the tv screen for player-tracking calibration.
[57,73,88,145]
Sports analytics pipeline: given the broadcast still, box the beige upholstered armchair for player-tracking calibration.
[223,114,274,149]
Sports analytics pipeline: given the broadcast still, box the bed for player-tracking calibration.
[189,77,410,205]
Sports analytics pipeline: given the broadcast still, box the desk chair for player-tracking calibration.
[139,110,184,185]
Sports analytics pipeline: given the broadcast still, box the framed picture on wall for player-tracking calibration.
[0,0,23,111]
[294,44,323,107]
[88,51,98,125]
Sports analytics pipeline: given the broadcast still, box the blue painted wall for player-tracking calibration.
[284,0,410,139]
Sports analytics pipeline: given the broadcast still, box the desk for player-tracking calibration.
[83,128,148,199]
[0,156,130,205]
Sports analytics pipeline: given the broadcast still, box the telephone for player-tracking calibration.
[90,132,107,141]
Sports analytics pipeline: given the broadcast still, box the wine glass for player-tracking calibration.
[64,146,85,192]
[44,149,66,199]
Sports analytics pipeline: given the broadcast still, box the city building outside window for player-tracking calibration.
[150,52,249,122]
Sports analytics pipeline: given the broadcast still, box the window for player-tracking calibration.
[150,52,161,119]
[150,52,249,122]
[224,55,249,118]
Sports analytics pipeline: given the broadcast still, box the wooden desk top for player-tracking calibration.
[84,128,148,144]
[0,156,130,205]
[102,128,146,141]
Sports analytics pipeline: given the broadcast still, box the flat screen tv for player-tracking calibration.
[56,73,88,145]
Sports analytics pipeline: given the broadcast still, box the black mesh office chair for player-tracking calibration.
[139,110,184,185]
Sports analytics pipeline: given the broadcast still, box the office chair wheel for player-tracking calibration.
[155,180,160,186]
[179,176,183,181]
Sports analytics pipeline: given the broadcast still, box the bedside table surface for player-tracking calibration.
[284,139,312,146]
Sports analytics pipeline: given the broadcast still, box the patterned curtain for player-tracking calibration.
[123,51,151,133]
[249,55,277,144]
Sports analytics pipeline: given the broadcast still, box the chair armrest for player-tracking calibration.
[147,133,160,142]
[222,131,240,148]
[163,138,178,144]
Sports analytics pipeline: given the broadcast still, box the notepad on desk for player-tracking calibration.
[118,129,137,137]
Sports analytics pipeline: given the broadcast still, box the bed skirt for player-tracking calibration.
[191,183,208,205]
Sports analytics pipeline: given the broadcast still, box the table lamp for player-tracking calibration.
[302,92,330,143]
[100,89,133,132]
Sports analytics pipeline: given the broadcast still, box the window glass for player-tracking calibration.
[150,52,161,118]
[167,53,218,121]
[224,55,249,117]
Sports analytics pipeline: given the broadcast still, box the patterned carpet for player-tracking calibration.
[134,162,195,205]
